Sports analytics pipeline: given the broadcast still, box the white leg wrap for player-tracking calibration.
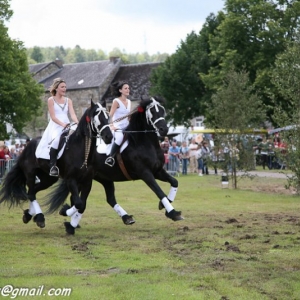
[29,201,35,215]
[70,212,82,228]
[113,204,127,217]
[168,187,178,202]
[161,197,174,213]
[31,200,42,214]
[66,205,78,216]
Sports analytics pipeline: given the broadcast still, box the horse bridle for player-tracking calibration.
[90,103,110,138]
[81,103,110,169]
[145,97,166,136]
[112,97,166,136]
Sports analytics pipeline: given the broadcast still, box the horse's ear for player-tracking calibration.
[100,99,106,108]
[90,98,95,107]
[153,95,164,103]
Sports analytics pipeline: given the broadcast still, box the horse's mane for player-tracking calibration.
[75,102,98,138]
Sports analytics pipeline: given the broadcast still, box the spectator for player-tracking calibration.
[161,137,170,154]
[15,141,21,155]
[201,141,211,175]
[196,143,203,176]
[0,144,6,160]
[189,138,198,174]
[258,137,272,170]
[210,146,219,175]
[168,140,180,173]
[10,147,18,160]
[180,141,189,175]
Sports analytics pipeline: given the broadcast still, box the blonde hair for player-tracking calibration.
[49,78,65,96]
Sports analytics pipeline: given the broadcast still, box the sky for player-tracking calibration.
[6,0,225,55]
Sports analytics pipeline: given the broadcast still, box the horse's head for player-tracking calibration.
[140,96,168,137]
[87,99,113,144]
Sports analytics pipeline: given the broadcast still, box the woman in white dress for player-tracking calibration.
[105,81,131,167]
[35,78,78,176]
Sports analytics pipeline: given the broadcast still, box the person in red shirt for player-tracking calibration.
[0,144,6,160]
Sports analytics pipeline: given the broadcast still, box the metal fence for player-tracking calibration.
[0,159,16,183]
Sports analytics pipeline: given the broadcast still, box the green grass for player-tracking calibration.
[1,173,300,299]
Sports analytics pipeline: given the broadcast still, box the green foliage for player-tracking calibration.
[202,0,300,121]
[0,4,44,139]
[150,13,224,126]
[271,37,300,193]
[30,46,44,63]
[26,46,169,65]
[207,68,265,188]
[0,0,12,21]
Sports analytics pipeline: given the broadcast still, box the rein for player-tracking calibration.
[81,103,109,169]
[110,98,166,135]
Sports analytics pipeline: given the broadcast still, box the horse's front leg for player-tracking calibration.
[141,172,183,221]
[155,169,179,210]
[63,179,91,235]
[96,178,135,225]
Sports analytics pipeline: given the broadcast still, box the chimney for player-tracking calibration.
[109,56,119,64]
[54,58,63,68]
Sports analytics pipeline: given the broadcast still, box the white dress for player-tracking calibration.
[112,98,131,145]
[112,98,131,129]
[35,97,70,159]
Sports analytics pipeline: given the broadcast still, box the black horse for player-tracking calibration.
[45,97,183,234]
[0,100,113,228]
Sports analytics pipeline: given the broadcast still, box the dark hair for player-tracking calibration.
[111,81,129,97]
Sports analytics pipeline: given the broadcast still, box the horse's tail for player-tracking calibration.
[45,179,70,214]
[0,161,28,207]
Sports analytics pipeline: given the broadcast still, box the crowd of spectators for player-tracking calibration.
[160,133,288,176]
[0,139,30,181]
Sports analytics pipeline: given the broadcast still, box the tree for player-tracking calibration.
[0,1,44,139]
[150,13,224,126]
[30,46,44,63]
[207,68,265,189]
[202,0,300,122]
[270,37,300,193]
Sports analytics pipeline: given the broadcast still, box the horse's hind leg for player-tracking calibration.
[25,174,58,228]
[100,179,135,225]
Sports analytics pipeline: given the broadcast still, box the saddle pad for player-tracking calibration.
[96,138,128,155]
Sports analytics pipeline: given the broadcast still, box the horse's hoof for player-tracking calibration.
[122,215,135,225]
[33,213,45,228]
[59,204,71,216]
[165,210,184,222]
[22,209,32,224]
[64,222,75,235]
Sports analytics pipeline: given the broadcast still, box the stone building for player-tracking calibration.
[28,58,160,137]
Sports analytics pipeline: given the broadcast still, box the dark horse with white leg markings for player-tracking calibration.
[0,100,113,228]
[45,96,183,234]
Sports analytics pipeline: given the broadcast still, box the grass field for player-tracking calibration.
[0,172,300,300]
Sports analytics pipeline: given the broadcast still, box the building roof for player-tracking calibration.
[29,58,161,101]
[44,60,121,90]
[29,61,54,74]
[30,58,122,91]
[102,62,161,101]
